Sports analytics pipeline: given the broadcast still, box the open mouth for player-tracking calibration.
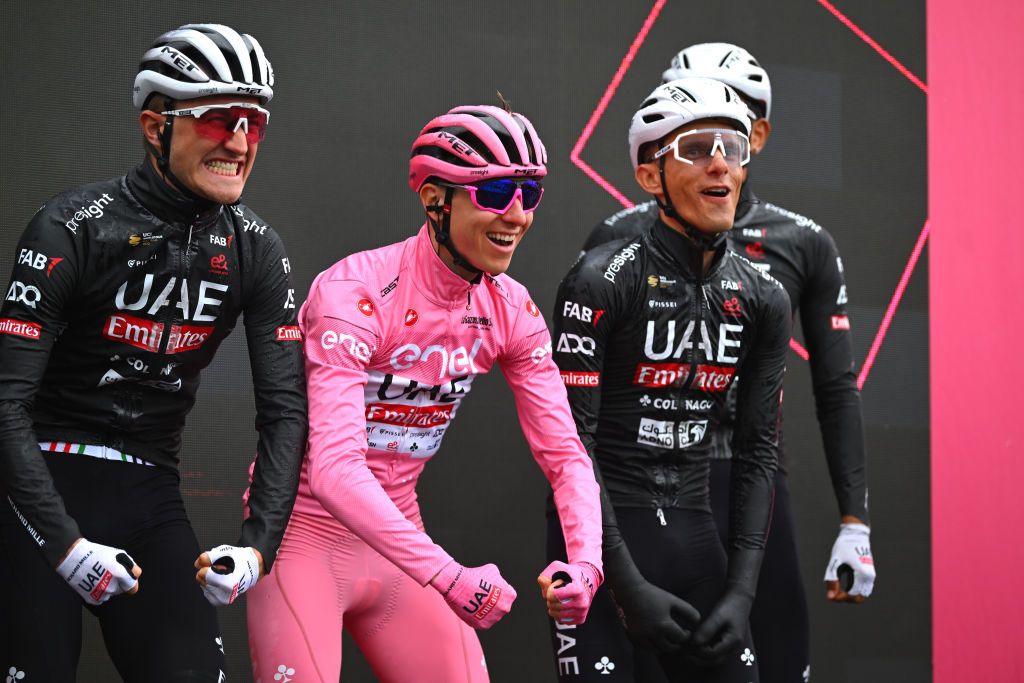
[701,187,730,198]
[487,233,516,247]
[205,160,241,177]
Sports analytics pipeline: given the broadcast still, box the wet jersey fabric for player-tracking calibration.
[583,182,867,520]
[0,160,306,568]
[555,219,791,551]
[294,224,603,586]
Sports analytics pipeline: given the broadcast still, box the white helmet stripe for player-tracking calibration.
[140,46,210,83]
[183,24,254,83]
[243,34,270,86]
[159,28,234,83]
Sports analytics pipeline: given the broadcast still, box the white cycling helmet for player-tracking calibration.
[662,43,771,120]
[133,23,274,108]
[628,77,750,170]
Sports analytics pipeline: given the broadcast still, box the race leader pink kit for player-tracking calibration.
[290,224,603,586]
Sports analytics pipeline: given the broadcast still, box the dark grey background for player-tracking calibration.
[0,1,927,680]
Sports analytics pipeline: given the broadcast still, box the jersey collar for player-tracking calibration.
[412,224,480,306]
[127,160,223,230]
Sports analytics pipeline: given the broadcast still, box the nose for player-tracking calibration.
[501,195,528,226]
[223,124,250,154]
[706,148,730,174]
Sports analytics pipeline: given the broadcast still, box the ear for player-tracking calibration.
[139,110,166,153]
[634,162,663,196]
[750,118,772,155]
[419,182,444,212]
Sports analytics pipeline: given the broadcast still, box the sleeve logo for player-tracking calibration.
[0,318,42,340]
[275,326,302,341]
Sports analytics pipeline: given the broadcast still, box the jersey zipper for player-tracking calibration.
[680,248,705,391]
[656,508,667,526]
[155,222,195,356]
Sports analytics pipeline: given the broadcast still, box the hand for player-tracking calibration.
[609,577,700,652]
[537,561,602,625]
[430,560,517,630]
[195,545,264,606]
[824,522,875,602]
[57,538,141,605]
[690,590,753,665]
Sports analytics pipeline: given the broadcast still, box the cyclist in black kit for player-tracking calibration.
[0,24,306,681]
[581,43,876,683]
[542,77,791,682]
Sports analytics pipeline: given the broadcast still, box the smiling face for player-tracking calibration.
[419,180,536,279]
[141,94,263,204]
[635,118,746,238]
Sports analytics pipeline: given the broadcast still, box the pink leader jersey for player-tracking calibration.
[294,225,603,586]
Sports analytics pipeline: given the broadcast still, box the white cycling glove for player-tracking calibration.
[57,539,138,605]
[200,544,261,606]
[823,523,875,597]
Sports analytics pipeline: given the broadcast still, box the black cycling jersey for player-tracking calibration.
[553,219,790,552]
[0,160,306,569]
[583,181,868,521]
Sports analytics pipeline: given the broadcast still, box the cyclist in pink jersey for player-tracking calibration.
[246,104,604,682]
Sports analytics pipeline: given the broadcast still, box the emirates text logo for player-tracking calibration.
[103,313,212,354]
[0,318,41,340]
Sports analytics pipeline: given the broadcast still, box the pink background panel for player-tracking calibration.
[930,1,1024,680]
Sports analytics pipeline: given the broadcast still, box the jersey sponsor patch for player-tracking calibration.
[275,325,302,341]
[18,248,64,277]
[836,285,848,305]
[404,309,419,326]
[6,281,42,309]
[357,298,374,316]
[831,315,851,330]
[103,313,213,354]
[0,317,41,340]
[526,299,540,317]
[636,417,709,450]
[560,371,600,387]
[633,363,735,392]
[556,332,596,356]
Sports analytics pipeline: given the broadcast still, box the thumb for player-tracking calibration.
[194,552,212,570]
[669,596,700,628]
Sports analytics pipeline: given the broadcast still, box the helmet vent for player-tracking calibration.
[642,113,666,124]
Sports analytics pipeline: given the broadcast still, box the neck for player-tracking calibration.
[428,224,479,282]
[658,210,720,273]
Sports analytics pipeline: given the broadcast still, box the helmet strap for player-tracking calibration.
[655,156,727,251]
[145,113,218,207]
[428,186,484,278]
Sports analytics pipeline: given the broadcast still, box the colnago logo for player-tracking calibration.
[0,318,41,340]
[556,333,596,356]
[633,363,735,391]
[562,301,605,325]
[686,399,714,411]
[603,243,641,283]
[644,320,743,363]
[64,193,114,234]
[321,329,372,362]
[640,395,680,410]
[390,338,483,379]
[18,248,63,277]
[831,315,851,331]
[560,371,600,387]
[365,403,454,428]
[115,274,228,322]
[103,313,213,354]
[231,206,268,235]
[276,326,302,341]
[6,281,41,309]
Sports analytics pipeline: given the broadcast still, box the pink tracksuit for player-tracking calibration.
[247,226,603,683]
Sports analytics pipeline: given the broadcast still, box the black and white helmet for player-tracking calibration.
[133,23,274,108]
[661,43,771,120]
[628,77,750,169]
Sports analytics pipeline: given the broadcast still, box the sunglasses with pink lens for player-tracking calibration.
[162,103,270,145]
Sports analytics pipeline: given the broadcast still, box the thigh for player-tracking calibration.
[749,473,809,683]
[95,512,226,682]
[0,497,83,682]
[546,511,637,682]
[349,551,488,683]
[247,514,347,683]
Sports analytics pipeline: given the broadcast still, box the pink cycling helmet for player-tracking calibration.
[408,105,547,191]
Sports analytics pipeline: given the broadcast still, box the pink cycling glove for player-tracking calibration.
[541,560,603,625]
[430,559,517,629]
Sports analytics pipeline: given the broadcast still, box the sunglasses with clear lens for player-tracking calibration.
[653,128,751,168]
[162,103,270,145]
[444,178,545,214]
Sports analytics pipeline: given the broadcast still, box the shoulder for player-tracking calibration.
[32,177,123,237]
[310,238,408,311]
[585,201,658,251]
[725,250,789,306]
